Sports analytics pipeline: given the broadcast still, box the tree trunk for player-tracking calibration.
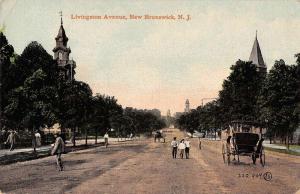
[95,128,98,144]
[85,128,88,146]
[72,128,76,147]
[287,134,290,150]
[284,137,287,145]
[32,128,36,153]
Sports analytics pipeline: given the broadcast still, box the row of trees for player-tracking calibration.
[176,59,300,146]
[0,32,166,149]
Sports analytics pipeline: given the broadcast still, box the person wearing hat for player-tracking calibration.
[51,133,65,171]
[170,137,178,158]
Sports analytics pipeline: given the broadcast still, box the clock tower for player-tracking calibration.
[53,12,76,80]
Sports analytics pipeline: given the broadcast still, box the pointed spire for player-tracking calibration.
[59,11,63,25]
[249,31,266,70]
[55,11,68,45]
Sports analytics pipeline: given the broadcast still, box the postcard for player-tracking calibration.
[0,0,299,193]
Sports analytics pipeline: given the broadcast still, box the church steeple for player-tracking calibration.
[249,31,267,73]
[60,11,63,25]
[53,11,76,81]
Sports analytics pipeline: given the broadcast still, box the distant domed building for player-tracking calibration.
[184,99,190,113]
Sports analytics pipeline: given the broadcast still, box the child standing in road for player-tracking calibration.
[185,138,191,159]
[171,137,178,158]
[178,139,186,159]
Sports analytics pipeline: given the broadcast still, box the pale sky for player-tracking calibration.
[1,0,300,115]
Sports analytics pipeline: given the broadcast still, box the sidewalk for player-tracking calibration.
[0,137,135,165]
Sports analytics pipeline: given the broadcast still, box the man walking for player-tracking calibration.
[171,137,178,158]
[104,132,109,148]
[6,131,17,151]
[185,138,191,159]
[51,133,65,171]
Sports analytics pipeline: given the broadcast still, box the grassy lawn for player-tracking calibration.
[265,147,300,156]
[273,144,300,150]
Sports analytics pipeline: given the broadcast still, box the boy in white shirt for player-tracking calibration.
[178,139,186,159]
[171,137,178,158]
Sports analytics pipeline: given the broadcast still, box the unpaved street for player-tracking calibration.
[0,128,299,194]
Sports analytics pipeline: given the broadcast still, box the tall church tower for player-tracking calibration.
[53,12,76,80]
[249,31,267,73]
[184,99,190,113]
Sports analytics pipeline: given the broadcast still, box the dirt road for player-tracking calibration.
[0,128,299,194]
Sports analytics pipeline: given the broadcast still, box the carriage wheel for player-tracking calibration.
[260,147,265,167]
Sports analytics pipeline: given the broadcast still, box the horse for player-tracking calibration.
[154,131,165,143]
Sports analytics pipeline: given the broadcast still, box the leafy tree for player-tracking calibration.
[88,94,123,143]
[123,107,166,136]
[176,109,200,134]
[258,59,300,149]
[56,80,92,146]
[4,41,58,151]
[176,100,221,139]
[0,32,15,130]
[218,60,265,125]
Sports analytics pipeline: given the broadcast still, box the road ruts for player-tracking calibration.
[0,128,299,194]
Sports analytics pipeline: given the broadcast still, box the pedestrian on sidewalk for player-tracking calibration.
[5,131,17,151]
[178,139,186,159]
[185,138,191,159]
[35,131,41,147]
[171,137,178,158]
[51,133,65,171]
[104,132,109,148]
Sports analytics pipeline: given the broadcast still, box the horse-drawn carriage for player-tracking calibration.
[221,121,266,166]
[153,130,166,143]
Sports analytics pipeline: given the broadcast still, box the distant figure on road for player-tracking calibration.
[185,138,191,159]
[178,139,186,159]
[51,133,65,171]
[171,137,178,158]
[5,131,17,151]
[104,132,109,148]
